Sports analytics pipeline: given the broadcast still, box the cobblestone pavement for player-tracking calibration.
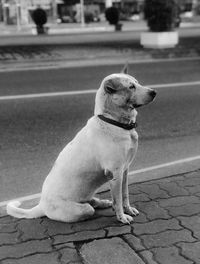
[1,169,200,263]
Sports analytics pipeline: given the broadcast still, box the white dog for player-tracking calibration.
[7,65,156,224]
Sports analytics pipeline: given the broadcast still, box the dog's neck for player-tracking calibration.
[99,110,137,124]
[95,104,137,124]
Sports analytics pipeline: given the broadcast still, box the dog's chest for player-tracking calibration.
[130,129,138,144]
[124,130,138,165]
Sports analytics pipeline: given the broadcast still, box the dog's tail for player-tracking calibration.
[6,200,45,219]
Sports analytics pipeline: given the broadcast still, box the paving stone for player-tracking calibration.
[139,250,158,264]
[157,181,189,196]
[178,174,200,187]
[133,218,181,236]
[17,219,48,241]
[137,183,169,200]
[177,241,200,263]
[151,246,193,264]
[129,184,142,195]
[141,229,196,249]
[156,175,185,185]
[41,218,74,236]
[184,171,200,178]
[0,232,20,246]
[195,192,200,197]
[2,252,60,264]
[133,211,149,223]
[178,215,200,239]
[123,234,145,251]
[167,203,200,217]
[95,208,115,217]
[53,229,106,245]
[80,237,145,264]
[184,185,200,194]
[139,201,170,221]
[129,193,151,203]
[0,223,17,233]
[71,216,119,232]
[0,239,52,260]
[106,225,131,237]
[0,216,18,224]
[60,246,82,263]
[68,262,82,264]
[54,242,75,250]
[158,196,200,208]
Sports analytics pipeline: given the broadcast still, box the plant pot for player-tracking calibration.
[32,26,49,35]
[140,31,179,49]
[115,23,122,31]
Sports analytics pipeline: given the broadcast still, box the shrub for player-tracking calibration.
[32,7,47,28]
[144,0,179,32]
[105,7,119,25]
[84,11,94,24]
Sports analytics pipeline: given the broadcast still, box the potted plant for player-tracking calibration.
[105,7,122,31]
[140,0,180,48]
[31,7,48,35]
[84,11,94,24]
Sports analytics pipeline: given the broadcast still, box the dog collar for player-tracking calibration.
[98,115,137,130]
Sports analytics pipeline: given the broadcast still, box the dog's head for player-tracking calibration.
[95,66,156,121]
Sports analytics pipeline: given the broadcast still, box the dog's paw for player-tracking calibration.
[117,213,133,225]
[90,198,112,209]
[124,206,139,216]
[100,199,112,208]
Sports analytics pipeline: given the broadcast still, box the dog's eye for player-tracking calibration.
[129,84,136,90]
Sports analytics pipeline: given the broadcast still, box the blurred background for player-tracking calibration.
[0,0,199,27]
[0,0,200,205]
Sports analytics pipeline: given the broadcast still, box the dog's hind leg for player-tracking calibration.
[45,201,95,223]
[89,197,112,209]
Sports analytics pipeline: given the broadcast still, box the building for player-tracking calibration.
[0,0,199,25]
[0,0,54,24]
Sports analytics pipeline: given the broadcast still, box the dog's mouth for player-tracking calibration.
[126,100,142,109]
[133,104,142,108]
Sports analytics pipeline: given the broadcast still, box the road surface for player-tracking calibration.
[0,59,200,201]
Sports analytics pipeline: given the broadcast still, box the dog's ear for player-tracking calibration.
[104,79,117,94]
[121,62,129,74]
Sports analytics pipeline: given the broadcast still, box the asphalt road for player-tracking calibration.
[0,59,200,201]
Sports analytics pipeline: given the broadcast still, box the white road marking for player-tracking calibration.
[0,193,41,208]
[1,155,200,208]
[129,155,200,176]
[0,80,200,101]
[148,80,200,89]
[0,89,97,101]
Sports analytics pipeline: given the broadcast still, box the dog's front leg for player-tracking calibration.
[109,169,133,224]
[122,170,139,216]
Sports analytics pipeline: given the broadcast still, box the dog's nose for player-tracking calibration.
[150,90,157,98]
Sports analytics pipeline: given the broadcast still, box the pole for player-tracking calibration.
[52,0,57,23]
[80,0,85,27]
[16,0,21,31]
[3,1,9,25]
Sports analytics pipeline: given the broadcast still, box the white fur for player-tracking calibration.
[7,72,155,224]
